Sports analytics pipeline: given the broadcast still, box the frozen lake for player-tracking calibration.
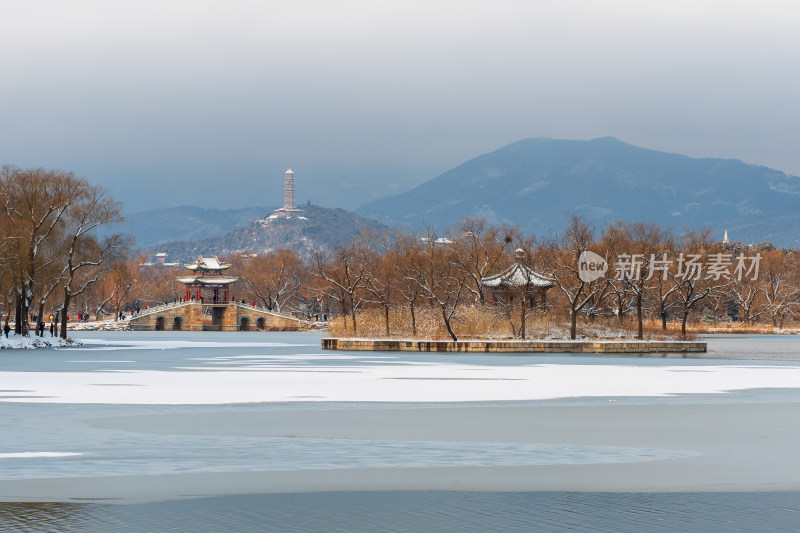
[2,331,800,404]
[1,331,799,531]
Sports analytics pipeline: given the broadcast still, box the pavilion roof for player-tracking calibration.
[177,275,239,286]
[184,256,232,272]
[480,263,555,290]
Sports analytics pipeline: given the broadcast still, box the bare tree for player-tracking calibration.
[0,167,80,335]
[97,256,140,321]
[59,186,125,339]
[761,250,800,328]
[405,229,470,341]
[394,235,424,336]
[668,230,730,336]
[362,249,400,336]
[313,244,367,334]
[612,223,671,339]
[545,215,610,340]
[727,271,761,325]
[239,249,305,313]
[450,218,516,305]
[599,223,635,325]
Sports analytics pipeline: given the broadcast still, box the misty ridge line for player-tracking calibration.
[112,137,800,252]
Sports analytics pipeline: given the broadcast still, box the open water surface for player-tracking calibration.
[2,491,800,532]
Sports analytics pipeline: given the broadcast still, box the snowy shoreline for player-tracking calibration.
[0,336,81,349]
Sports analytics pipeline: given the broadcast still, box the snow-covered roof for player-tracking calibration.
[481,263,555,290]
[419,237,453,246]
[285,168,294,174]
[184,256,232,272]
[177,276,239,285]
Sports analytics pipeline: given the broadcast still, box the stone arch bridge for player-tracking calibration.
[129,301,303,331]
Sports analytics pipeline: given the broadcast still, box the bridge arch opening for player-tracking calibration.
[256,317,266,330]
[240,317,251,331]
[155,316,165,331]
[173,317,182,331]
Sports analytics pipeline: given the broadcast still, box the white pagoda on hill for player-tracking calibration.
[270,167,303,218]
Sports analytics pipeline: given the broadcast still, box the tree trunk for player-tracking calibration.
[384,305,390,336]
[14,296,22,335]
[410,301,417,337]
[3,295,10,327]
[661,311,667,331]
[349,295,357,334]
[681,311,689,336]
[36,300,46,337]
[20,295,29,336]
[636,292,643,340]
[519,294,526,340]
[570,307,577,340]
[60,291,72,340]
[442,306,458,341]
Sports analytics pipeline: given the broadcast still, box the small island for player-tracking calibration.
[318,220,723,355]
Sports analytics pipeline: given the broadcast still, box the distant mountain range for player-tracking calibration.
[153,205,385,261]
[116,137,800,255]
[357,137,800,248]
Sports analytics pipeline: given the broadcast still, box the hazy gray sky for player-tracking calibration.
[2,0,799,213]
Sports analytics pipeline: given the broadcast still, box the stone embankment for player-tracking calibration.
[322,338,707,354]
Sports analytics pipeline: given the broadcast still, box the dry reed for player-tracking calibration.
[326,306,698,340]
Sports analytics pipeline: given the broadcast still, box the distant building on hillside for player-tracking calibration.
[141,252,179,267]
[419,237,453,246]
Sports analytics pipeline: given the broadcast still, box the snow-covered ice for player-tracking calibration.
[2,360,800,404]
[0,452,82,458]
[72,339,312,351]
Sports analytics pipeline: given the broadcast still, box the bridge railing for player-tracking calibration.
[232,301,300,320]
[131,300,303,322]
[130,300,190,319]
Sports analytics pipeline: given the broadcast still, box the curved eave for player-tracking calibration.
[480,264,555,289]
[177,276,239,285]
[482,280,555,290]
[184,265,232,272]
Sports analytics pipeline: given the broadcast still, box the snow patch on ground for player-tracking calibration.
[0,335,80,349]
[69,320,130,331]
